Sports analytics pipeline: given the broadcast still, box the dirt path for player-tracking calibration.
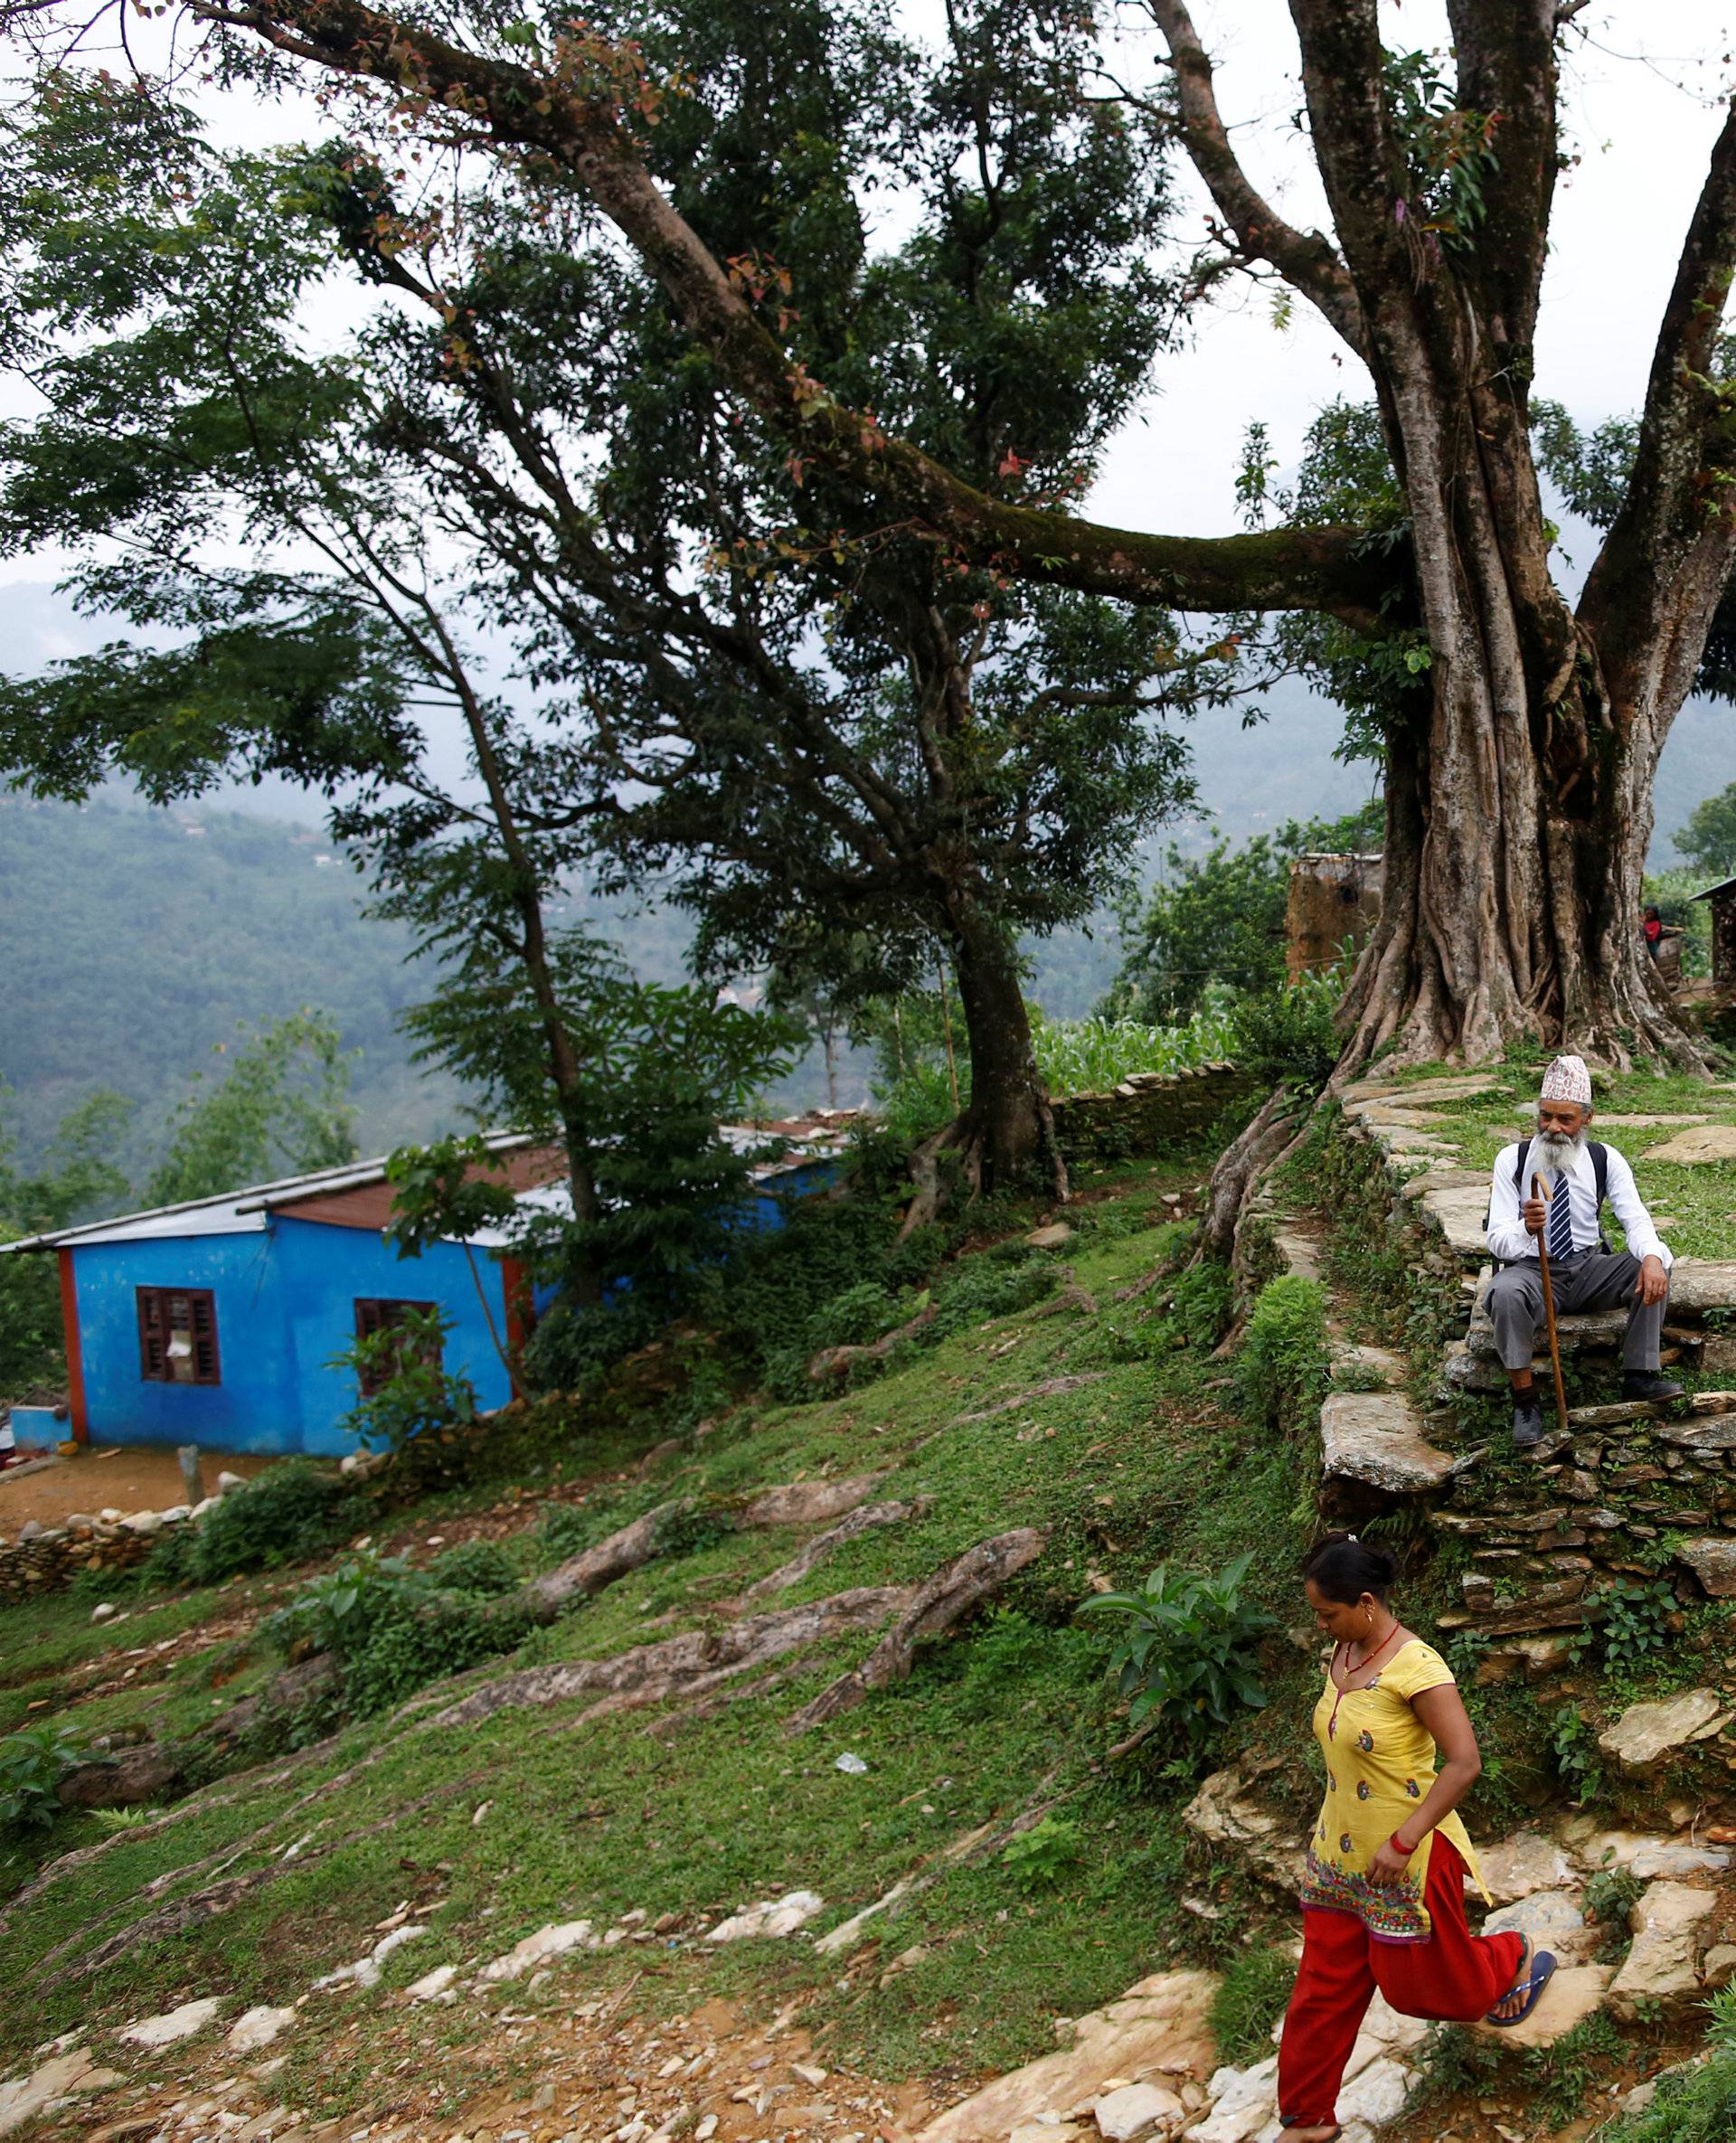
[0,1445,275,1530]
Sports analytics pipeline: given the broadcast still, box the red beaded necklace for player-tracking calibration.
[1326,1619,1403,1737]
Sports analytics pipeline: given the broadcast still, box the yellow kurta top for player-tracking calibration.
[1299,1637,1490,1943]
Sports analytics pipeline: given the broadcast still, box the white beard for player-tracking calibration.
[1534,1125,1587,1169]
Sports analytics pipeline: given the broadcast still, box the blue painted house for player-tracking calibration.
[3,1119,853,1458]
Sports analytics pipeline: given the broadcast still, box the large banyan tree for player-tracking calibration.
[7,0,1736,1086]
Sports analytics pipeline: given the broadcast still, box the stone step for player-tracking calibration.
[1566,1390,1736,1430]
[1320,1392,1461,1496]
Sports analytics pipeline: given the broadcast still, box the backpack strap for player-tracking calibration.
[1512,1137,1611,1251]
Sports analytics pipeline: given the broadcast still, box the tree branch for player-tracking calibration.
[1581,96,1736,661]
[184,0,1394,622]
[1146,0,1370,360]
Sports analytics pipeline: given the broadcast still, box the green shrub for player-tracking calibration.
[1584,1863,1646,1961]
[536,1497,628,1563]
[1571,1579,1675,1670]
[429,1539,520,1597]
[269,1544,528,1717]
[0,1723,82,1831]
[1210,1944,1296,2064]
[1001,1815,1082,1893]
[1231,969,1345,1092]
[1079,1552,1277,1751]
[929,1252,1059,1337]
[192,1460,355,1581]
[1550,1703,1605,1807]
[1602,2047,1736,2143]
[330,1308,478,1455]
[1167,1260,1233,1349]
[1236,1275,1331,1433]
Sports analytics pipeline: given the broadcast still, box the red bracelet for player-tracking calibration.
[1388,1833,1416,1856]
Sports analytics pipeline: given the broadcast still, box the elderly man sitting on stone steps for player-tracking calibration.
[1486,1053,1680,1449]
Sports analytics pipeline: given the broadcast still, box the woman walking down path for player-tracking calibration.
[1278,1536,1555,2142]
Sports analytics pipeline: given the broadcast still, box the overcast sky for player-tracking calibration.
[3,0,1734,831]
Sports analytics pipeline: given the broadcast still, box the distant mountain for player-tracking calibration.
[1,578,1729,1173]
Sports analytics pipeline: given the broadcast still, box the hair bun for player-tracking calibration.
[1302,1530,1399,1605]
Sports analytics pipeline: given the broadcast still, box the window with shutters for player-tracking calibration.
[353,1298,440,1395]
[137,1288,221,1386]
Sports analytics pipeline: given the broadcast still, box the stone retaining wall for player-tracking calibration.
[1310,1076,1736,1645]
[1050,1062,1259,1165]
[0,1506,186,1602]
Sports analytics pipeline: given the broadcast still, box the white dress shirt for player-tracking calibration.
[1486,1138,1672,1269]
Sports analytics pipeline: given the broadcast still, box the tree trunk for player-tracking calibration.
[951,917,1068,1198]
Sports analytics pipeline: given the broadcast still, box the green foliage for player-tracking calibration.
[1523,2012,1625,2128]
[1382,50,1501,253]
[1675,781,1736,877]
[1031,1010,1241,1096]
[1001,1814,1082,1893]
[1231,969,1348,1095]
[329,1307,478,1456]
[1104,803,1383,1024]
[1412,2022,1502,2108]
[1209,1945,1296,2066]
[1079,1553,1276,1751]
[269,1544,528,1717]
[0,1084,135,1394]
[394,934,800,1352]
[428,1539,520,1598]
[190,1459,355,1582]
[1584,1863,1646,1961]
[1570,1579,1675,1670]
[1549,1702,1605,1807]
[0,1723,82,1831]
[1236,1276,1331,1434]
[1166,1260,1234,1351]
[146,1011,355,1206]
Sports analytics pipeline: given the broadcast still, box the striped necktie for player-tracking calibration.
[1548,1167,1576,1261]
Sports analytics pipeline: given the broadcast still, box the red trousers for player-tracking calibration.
[1277,1836,1526,2128]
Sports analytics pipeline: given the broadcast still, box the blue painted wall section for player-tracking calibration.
[68,1220,514,1457]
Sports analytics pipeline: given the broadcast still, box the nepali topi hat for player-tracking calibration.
[1540,1054,1592,1108]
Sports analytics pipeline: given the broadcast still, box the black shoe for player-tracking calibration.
[1622,1372,1684,1404]
[1513,1392,1546,1448]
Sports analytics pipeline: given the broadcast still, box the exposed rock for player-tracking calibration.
[1092,2081,1184,2139]
[1667,1261,1736,1313]
[314,1923,428,1990]
[1574,1833,1734,1881]
[1329,1345,1406,1388]
[1319,1392,1458,1496]
[1419,1185,1490,1260]
[1471,1964,1613,2048]
[406,1965,459,2002]
[1271,1228,1323,1282]
[1481,1890,1596,1965]
[1475,1831,1574,1904]
[1335,2057,1415,2129]
[705,1891,825,1942]
[1609,1883,1716,2018]
[1645,1126,1736,1164]
[58,1742,184,1810]
[1598,1689,1731,1773]
[1671,1543,1731,1594]
[1026,1223,1073,1250]
[214,1469,246,1494]
[0,2048,123,2139]
[814,1876,919,1956]
[118,1997,223,2048]
[478,1921,594,1981]
[226,2006,295,2053]
[1183,2056,1278,2143]
[917,1971,1217,2143]
[1181,1771,1306,1895]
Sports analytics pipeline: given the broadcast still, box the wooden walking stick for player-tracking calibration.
[1533,1173,1571,1432]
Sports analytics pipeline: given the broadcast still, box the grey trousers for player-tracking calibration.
[1486,1251,1667,1374]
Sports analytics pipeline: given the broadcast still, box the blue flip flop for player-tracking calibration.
[1486,1941,1557,2027]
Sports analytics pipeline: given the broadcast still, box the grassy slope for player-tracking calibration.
[0,1151,1320,2119]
